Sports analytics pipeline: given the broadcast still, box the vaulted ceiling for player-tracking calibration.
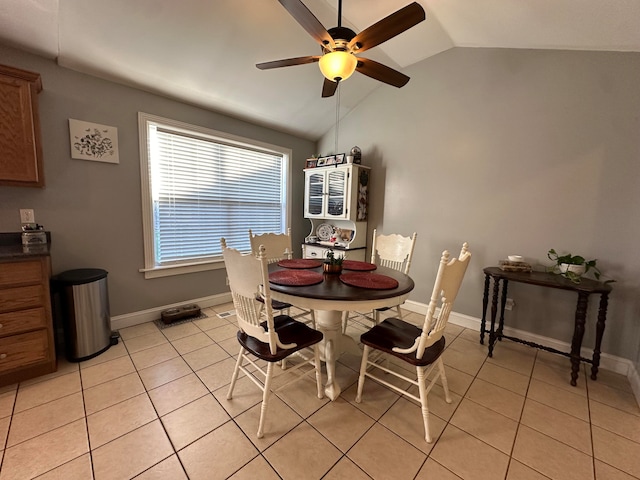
[1,0,639,140]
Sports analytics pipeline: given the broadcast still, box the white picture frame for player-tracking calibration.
[69,118,119,164]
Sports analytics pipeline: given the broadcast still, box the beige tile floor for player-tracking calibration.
[0,303,639,480]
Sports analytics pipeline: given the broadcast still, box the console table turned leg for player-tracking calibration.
[570,292,589,386]
[497,279,509,339]
[591,292,610,381]
[488,277,501,357]
[480,274,490,344]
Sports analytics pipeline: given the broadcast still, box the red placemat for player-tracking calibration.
[340,272,399,290]
[269,270,324,286]
[342,260,377,271]
[277,259,323,269]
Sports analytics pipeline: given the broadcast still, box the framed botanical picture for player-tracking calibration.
[325,155,336,166]
[305,158,318,168]
[335,153,345,165]
[69,119,119,164]
[317,157,327,167]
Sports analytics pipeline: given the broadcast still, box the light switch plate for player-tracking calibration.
[20,209,35,224]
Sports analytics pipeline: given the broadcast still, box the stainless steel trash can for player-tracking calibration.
[54,268,112,362]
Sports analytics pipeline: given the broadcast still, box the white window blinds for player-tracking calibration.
[141,115,288,271]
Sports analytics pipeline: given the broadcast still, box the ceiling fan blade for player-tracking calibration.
[356,57,410,88]
[278,0,335,49]
[322,78,338,98]
[348,2,425,53]
[256,56,320,70]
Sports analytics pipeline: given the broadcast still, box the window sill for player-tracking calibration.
[140,259,226,279]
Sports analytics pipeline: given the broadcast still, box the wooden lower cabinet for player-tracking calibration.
[0,330,50,374]
[0,257,56,386]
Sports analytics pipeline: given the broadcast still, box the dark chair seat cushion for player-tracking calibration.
[255,295,292,311]
[360,317,445,366]
[238,315,323,363]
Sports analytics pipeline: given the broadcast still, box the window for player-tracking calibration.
[138,113,291,278]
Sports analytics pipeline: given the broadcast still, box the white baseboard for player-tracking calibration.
[404,300,638,402]
[110,292,232,331]
[112,295,640,406]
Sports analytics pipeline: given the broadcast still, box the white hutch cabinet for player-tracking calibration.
[302,164,370,262]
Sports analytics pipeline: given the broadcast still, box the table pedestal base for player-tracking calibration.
[315,310,361,400]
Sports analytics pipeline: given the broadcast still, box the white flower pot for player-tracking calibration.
[559,263,586,276]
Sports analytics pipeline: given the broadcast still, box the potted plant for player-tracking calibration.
[547,249,613,284]
[323,249,344,274]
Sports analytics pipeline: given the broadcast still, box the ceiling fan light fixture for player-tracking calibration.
[319,51,357,83]
[258,0,426,97]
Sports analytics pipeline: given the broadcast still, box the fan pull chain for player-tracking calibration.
[334,85,340,155]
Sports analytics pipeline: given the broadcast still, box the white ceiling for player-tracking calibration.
[1,0,640,140]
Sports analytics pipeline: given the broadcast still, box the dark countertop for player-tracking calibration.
[0,232,51,261]
[303,242,365,251]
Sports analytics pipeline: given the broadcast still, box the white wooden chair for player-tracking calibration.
[342,229,417,333]
[355,243,471,443]
[248,228,293,264]
[249,229,316,328]
[221,238,324,438]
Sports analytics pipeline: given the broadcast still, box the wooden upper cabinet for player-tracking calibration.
[0,64,44,187]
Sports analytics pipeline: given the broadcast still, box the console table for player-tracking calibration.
[480,266,613,386]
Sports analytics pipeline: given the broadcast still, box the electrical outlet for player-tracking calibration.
[505,298,515,310]
[225,276,229,286]
[20,209,35,224]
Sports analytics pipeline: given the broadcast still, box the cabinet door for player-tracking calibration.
[304,167,350,219]
[304,170,326,218]
[0,65,44,187]
[325,168,349,219]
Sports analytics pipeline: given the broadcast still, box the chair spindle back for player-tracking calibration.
[416,243,471,359]
[370,229,417,274]
[221,238,280,354]
[248,228,293,264]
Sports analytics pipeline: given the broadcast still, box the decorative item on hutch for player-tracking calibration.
[357,169,368,221]
[350,146,362,164]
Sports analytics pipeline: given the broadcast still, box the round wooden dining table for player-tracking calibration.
[268,261,415,400]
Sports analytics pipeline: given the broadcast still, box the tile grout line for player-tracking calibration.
[142,308,293,478]
[140,310,235,479]
[502,349,540,480]
[2,311,639,479]
[586,375,597,480]
[432,328,493,479]
[0,381,19,476]
[122,333,180,479]
[78,361,95,480]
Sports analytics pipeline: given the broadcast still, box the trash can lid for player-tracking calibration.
[53,268,108,285]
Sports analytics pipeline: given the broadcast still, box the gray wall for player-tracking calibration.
[0,45,316,315]
[320,48,640,364]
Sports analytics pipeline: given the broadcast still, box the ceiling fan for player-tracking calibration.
[257,0,426,98]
